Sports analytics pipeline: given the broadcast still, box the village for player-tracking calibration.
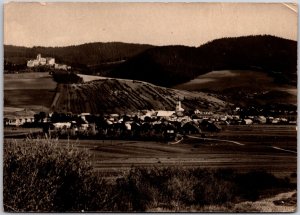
[4,99,297,141]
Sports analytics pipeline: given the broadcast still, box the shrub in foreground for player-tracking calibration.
[113,167,295,211]
[3,139,109,212]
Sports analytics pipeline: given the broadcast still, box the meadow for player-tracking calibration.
[174,70,297,105]
[4,72,57,111]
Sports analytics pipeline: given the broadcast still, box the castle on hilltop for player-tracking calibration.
[27,54,71,70]
[27,54,55,67]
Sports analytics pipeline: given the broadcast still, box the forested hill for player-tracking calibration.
[4,42,153,67]
[5,35,297,87]
[109,35,297,87]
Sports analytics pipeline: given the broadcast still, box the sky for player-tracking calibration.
[4,2,298,47]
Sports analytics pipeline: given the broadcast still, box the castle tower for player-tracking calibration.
[37,54,41,61]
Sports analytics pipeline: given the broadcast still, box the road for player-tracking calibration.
[186,135,245,146]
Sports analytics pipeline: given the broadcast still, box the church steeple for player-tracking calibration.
[175,98,184,112]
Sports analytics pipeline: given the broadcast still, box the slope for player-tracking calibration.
[51,78,229,114]
[174,70,297,106]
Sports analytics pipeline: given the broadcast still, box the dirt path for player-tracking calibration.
[187,135,297,154]
[186,135,245,146]
[271,146,297,154]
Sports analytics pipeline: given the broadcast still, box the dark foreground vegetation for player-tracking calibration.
[4,139,296,212]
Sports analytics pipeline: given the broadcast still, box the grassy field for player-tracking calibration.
[78,74,108,82]
[4,72,57,111]
[174,70,275,91]
[174,70,297,105]
[4,127,42,137]
[4,125,296,177]
[4,72,56,89]
[174,70,296,94]
[12,125,293,180]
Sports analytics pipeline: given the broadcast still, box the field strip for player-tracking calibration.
[271,146,297,154]
[51,92,60,108]
[186,135,245,146]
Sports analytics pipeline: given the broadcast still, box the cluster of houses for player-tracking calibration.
[43,105,215,141]
[4,99,297,140]
[5,116,35,127]
[27,54,71,70]
[4,109,35,127]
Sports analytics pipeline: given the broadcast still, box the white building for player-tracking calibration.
[5,116,34,126]
[156,111,175,118]
[27,59,39,67]
[27,54,56,67]
[243,119,253,125]
[46,57,55,65]
[53,122,71,129]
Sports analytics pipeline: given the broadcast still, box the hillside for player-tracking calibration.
[4,42,153,72]
[51,78,229,114]
[174,70,297,106]
[5,35,297,112]
[109,35,297,87]
[5,35,296,87]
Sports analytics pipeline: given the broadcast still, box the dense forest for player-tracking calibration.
[4,35,297,87]
[110,35,297,87]
[4,42,153,68]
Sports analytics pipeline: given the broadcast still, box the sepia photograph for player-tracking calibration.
[3,2,297,212]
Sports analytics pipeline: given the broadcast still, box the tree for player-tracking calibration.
[39,112,47,123]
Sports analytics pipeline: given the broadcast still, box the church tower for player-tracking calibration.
[175,99,184,112]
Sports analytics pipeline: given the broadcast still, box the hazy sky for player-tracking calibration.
[4,2,298,47]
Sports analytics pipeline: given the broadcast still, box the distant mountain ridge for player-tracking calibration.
[5,35,297,88]
[109,35,297,87]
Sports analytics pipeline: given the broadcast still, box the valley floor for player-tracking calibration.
[6,125,296,180]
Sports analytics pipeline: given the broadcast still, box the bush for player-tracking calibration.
[111,167,295,211]
[112,167,236,211]
[51,71,83,84]
[234,170,292,201]
[3,139,109,212]
[4,140,296,212]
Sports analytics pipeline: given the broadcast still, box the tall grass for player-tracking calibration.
[3,139,296,212]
